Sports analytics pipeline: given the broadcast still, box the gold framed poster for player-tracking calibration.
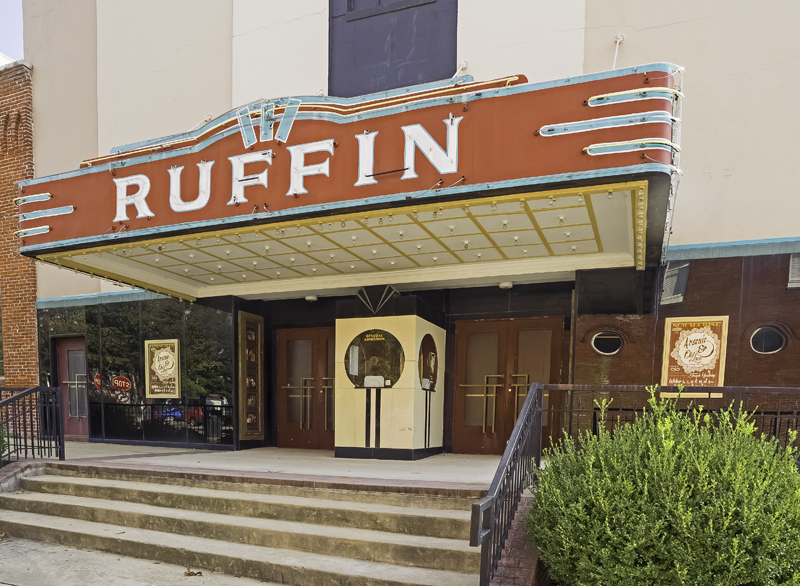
[661,316,729,387]
[238,311,264,441]
[145,339,181,398]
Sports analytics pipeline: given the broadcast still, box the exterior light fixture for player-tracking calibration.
[499,281,513,289]
[306,295,318,302]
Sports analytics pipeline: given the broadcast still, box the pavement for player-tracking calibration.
[57,441,500,487]
[0,536,276,586]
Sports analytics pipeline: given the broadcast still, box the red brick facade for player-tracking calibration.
[574,254,800,387]
[0,61,38,388]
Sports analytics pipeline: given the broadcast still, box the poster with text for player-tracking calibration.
[145,339,181,399]
[661,316,728,387]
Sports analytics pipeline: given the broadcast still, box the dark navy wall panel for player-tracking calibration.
[329,0,458,98]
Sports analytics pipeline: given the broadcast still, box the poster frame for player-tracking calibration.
[660,315,729,387]
[144,338,181,399]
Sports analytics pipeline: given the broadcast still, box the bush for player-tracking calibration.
[528,388,800,586]
[0,420,6,465]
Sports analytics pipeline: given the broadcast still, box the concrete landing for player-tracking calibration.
[65,442,498,481]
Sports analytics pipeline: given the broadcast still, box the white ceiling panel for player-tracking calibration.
[291,264,341,277]
[161,265,212,278]
[454,248,505,262]
[265,252,318,267]
[165,248,223,264]
[392,239,447,256]
[439,233,496,250]
[280,233,339,252]
[541,224,596,244]
[533,207,592,229]
[370,256,419,270]
[305,249,362,264]
[425,217,481,238]
[200,245,254,260]
[229,257,281,272]
[222,270,268,283]
[502,245,550,259]
[324,229,383,248]
[329,260,378,273]
[371,222,431,242]
[414,251,461,266]
[239,240,296,256]
[493,231,542,247]
[347,243,403,260]
[477,213,535,234]
[44,183,645,300]
[549,240,599,255]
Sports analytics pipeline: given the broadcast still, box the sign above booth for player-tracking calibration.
[17,64,683,300]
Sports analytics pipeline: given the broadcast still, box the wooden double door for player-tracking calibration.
[453,318,563,454]
[276,328,336,449]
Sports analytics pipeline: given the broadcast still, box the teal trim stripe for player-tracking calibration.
[667,237,800,261]
[37,290,167,309]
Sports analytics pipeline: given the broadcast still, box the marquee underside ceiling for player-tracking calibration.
[36,181,647,301]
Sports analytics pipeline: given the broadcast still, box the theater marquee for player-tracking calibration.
[16,64,683,300]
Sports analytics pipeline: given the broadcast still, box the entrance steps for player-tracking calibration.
[0,466,481,585]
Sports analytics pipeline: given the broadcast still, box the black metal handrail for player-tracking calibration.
[470,382,543,586]
[543,384,800,450]
[0,386,65,468]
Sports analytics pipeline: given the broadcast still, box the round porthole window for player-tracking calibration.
[750,326,786,355]
[591,332,623,356]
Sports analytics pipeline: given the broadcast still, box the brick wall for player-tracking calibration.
[0,61,38,388]
[573,255,800,387]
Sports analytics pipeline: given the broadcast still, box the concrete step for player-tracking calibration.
[19,475,472,540]
[46,465,476,511]
[0,491,479,573]
[0,510,479,586]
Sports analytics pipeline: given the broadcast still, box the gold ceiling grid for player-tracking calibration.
[43,181,647,299]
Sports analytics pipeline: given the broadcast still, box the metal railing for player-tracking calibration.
[0,386,64,468]
[546,385,800,450]
[470,383,543,586]
[89,402,234,446]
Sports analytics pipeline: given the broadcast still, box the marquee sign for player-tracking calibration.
[17,64,682,257]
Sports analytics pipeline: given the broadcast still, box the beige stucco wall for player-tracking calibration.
[584,1,800,246]
[24,0,98,177]
[36,264,131,299]
[457,0,585,84]
[24,0,110,298]
[95,0,233,155]
[232,0,329,106]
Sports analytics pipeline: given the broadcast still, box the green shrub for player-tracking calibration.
[528,387,800,586]
[0,420,6,465]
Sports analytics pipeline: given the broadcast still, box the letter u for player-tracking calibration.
[169,160,215,212]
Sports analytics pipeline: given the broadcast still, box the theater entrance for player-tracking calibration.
[453,317,562,454]
[276,328,336,449]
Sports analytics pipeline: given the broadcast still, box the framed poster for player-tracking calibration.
[661,316,729,387]
[145,339,181,398]
[238,311,264,441]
